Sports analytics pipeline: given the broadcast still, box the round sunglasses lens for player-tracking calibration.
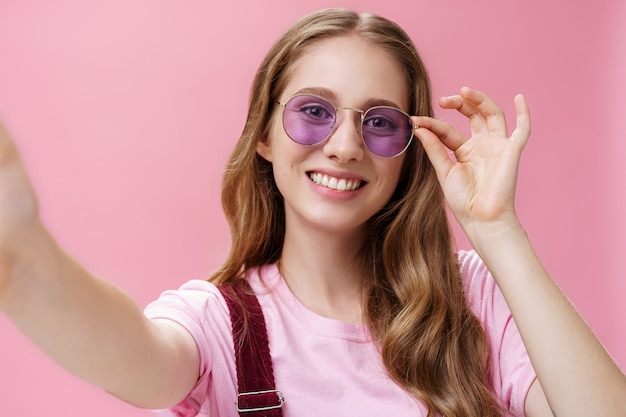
[282,95,335,145]
[362,107,412,157]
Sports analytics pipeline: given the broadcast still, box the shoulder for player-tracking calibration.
[144,279,240,416]
[457,250,538,415]
[457,249,501,314]
[457,249,489,287]
[457,249,516,340]
[145,279,228,316]
[144,279,233,352]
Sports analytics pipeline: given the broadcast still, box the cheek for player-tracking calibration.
[382,156,406,186]
[378,157,407,203]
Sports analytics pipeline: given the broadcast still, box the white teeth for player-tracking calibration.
[309,172,362,191]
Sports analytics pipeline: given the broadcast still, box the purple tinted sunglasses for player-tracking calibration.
[277,94,415,158]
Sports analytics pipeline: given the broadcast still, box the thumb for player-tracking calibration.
[412,119,454,184]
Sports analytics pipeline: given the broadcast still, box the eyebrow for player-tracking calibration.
[292,87,405,111]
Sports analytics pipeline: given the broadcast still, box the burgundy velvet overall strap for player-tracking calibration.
[218,281,284,417]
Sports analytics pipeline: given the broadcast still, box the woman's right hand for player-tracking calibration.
[0,121,41,303]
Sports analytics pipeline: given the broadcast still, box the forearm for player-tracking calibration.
[465,218,626,416]
[0,222,197,408]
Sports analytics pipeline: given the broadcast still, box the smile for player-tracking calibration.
[308,172,364,191]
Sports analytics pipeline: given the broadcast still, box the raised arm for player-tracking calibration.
[412,87,626,417]
[0,121,199,409]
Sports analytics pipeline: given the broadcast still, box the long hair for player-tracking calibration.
[211,8,503,417]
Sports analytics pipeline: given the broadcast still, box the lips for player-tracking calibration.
[308,171,364,191]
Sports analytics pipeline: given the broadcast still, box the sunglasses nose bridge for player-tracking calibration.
[335,106,365,134]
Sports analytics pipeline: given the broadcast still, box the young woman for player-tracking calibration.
[0,8,624,417]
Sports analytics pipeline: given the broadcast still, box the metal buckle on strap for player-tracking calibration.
[236,389,285,413]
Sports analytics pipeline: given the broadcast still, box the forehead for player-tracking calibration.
[282,35,409,111]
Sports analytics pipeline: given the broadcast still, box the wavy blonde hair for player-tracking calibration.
[210,8,503,417]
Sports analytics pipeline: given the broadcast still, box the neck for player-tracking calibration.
[279,223,366,324]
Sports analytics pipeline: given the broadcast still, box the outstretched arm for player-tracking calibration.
[0,122,199,409]
[412,87,626,417]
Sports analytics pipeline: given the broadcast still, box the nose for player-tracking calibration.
[322,108,365,163]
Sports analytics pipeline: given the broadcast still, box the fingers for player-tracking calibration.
[412,115,466,152]
[439,87,508,137]
[411,118,455,183]
[0,121,20,165]
[511,94,531,147]
[412,89,531,183]
[422,87,530,146]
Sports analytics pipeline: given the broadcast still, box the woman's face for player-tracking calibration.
[257,34,409,237]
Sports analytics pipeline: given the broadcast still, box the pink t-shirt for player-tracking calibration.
[144,250,536,417]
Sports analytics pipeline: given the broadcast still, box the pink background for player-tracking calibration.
[0,1,624,415]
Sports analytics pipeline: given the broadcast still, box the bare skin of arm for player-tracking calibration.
[0,123,200,410]
[413,87,626,417]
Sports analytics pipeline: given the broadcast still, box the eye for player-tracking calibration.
[299,103,333,120]
[363,107,411,137]
[363,115,398,132]
[285,95,336,124]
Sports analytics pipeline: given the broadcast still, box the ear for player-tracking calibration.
[256,136,273,162]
